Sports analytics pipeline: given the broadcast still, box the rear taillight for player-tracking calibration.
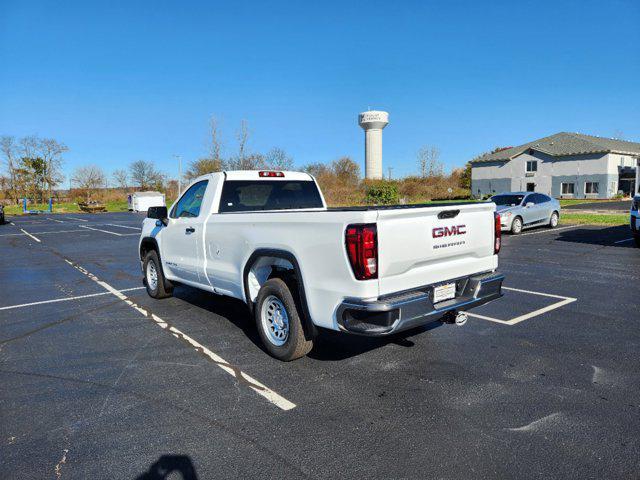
[494,212,501,254]
[345,224,378,280]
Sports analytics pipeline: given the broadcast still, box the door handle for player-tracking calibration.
[185,227,195,234]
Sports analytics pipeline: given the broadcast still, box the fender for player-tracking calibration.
[243,248,317,340]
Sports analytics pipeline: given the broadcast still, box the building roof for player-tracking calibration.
[471,132,640,164]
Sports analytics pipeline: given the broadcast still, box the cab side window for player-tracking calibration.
[532,193,549,204]
[170,180,208,218]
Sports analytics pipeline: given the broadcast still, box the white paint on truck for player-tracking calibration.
[139,170,504,359]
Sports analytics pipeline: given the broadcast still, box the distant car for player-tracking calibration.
[631,195,640,247]
[0,204,4,224]
[491,192,560,234]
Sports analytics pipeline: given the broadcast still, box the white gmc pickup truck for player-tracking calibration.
[139,170,504,360]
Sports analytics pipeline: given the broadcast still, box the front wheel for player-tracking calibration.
[510,216,523,235]
[549,211,559,228]
[143,250,173,299]
[255,278,313,361]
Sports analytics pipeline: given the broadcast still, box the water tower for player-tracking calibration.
[359,110,389,180]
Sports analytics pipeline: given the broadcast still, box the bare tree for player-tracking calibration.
[184,158,222,181]
[0,136,17,202]
[265,147,294,170]
[236,119,249,163]
[112,169,129,189]
[208,115,223,162]
[72,165,106,201]
[129,160,164,190]
[332,157,360,184]
[38,137,68,197]
[417,145,443,178]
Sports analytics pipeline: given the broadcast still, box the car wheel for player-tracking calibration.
[143,250,173,299]
[255,278,313,361]
[549,211,559,228]
[634,235,640,248]
[510,216,523,235]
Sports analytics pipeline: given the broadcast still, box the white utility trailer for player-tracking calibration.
[128,191,165,213]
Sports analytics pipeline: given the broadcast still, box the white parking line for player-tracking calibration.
[0,229,86,237]
[613,238,634,244]
[516,225,578,237]
[103,223,141,231]
[0,287,146,311]
[79,225,123,236]
[63,258,296,411]
[19,228,41,243]
[46,217,64,223]
[64,216,88,222]
[467,286,577,326]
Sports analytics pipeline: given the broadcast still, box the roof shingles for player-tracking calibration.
[471,132,640,164]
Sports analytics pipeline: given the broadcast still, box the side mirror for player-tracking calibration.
[526,202,535,208]
[147,206,168,225]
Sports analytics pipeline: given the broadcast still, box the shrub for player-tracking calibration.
[364,181,399,205]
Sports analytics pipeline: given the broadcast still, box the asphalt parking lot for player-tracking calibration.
[1,213,639,479]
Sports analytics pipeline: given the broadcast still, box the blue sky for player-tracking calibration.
[1,0,639,183]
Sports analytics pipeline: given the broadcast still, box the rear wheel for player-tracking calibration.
[549,211,559,228]
[143,250,173,299]
[511,216,523,235]
[255,278,312,361]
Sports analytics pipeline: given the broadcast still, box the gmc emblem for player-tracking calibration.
[432,225,467,238]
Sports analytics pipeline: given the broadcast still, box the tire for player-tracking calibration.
[143,250,173,299]
[634,235,640,248]
[255,278,313,361]
[510,216,523,235]
[548,211,559,228]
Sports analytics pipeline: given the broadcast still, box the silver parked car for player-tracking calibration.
[491,192,560,234]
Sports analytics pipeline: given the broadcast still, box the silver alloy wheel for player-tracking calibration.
[146,260,158,292]
[512,218,522,234]
[550,212,559,227]
[260,295,290,347]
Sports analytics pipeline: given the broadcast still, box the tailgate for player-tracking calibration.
[376,203,498,296]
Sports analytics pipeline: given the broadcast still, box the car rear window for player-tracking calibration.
[492,194,524,206]
[219,180,323,213]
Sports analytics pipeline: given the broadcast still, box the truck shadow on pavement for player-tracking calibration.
[171,285,444,361]
[556,225,635,247]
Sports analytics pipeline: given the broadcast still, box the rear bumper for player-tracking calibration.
[336,272,504,336]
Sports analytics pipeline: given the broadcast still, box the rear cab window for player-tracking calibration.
[219,180,324,213]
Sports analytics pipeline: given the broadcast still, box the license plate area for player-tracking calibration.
[433,282,456,304]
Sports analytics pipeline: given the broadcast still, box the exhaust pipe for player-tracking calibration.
[442,311,468,326]
[455,312,468,326]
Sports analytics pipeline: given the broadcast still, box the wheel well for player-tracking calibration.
[140,237,159,260]
[243,250,317,339]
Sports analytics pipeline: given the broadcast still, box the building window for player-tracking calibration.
[585,182,599,194]
[526,161,537,173]
[561,183,575,195]
[526,183,535,192]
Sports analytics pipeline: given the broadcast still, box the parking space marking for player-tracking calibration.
[19,228,41,243]
[0,287,146,311]
[79,225,124,236]
[46,217,65,223]
[516,225,578,237]
[467,286,577,326]
[103,223,141,231]
[0,229,87,237]
[64,216,88,222]
[62,258,296,411]
[613,238,634,244]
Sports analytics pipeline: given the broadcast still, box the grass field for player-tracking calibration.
[561,212,628,226]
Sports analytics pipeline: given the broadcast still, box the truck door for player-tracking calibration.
[161,180,209,285]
